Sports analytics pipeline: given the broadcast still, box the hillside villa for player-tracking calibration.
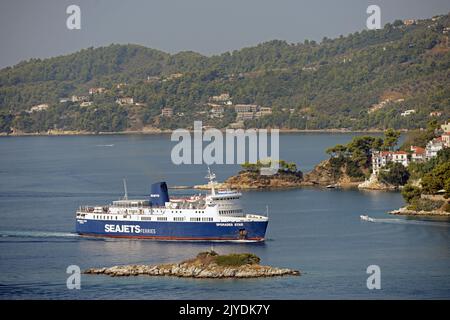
[372,151,409,175]
[372,127,450,175]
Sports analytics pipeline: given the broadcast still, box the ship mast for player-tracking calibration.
[205,167,216,195]
[123,178,128,200]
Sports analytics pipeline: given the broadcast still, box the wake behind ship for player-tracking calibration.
[75,169,268,242]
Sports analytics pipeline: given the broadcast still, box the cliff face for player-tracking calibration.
[224,170,304,189]
[303,160,338,186]
[303,159,365,186]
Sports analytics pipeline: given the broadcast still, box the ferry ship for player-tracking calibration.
[75,169,269,242]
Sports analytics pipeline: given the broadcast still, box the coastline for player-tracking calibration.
[389,206,450,217]
[0,127,395,137]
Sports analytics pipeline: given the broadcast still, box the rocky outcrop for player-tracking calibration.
[389,207,450,217]
[302,160,338,186]
[303,159,364,187]
[84,252,300,279]
[224,170,304,189]
[194,170,305,190]
[195,160,367,190]
[358,174,398,191]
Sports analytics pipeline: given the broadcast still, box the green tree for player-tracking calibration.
[326,144,348,158]
[378,162,410,186]
[421,162,450,194]
[382,129,401,151]
[401,184,422,203]
[347,136,382,168]
[444,177,450,199]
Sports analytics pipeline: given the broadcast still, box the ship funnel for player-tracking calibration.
[150,182,170,207]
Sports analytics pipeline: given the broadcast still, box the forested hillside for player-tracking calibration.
[1,13,449,133]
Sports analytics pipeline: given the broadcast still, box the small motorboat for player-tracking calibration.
[360,215,375,222]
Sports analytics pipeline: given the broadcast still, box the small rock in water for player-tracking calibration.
[83,251,300,279]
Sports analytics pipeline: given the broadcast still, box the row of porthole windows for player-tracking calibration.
[92,215,212,222]
[219,209,242,215]
[156,210,205,214]
[188,217,212,222]
[94,215,118,220]
[215,197,238,201]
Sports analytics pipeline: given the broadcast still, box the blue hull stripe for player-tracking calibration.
[76,219,268,241]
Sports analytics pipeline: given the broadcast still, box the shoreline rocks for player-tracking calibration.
[84,252,300,279]
[358,174,398,191]
[224,170,305,190]
[84,263,300,278]
[196,159,367,191]
[389,206,450,217]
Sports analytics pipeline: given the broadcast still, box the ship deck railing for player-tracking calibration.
[245,214,268,220]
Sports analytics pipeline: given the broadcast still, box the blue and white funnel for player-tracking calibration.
[150,182,169,206]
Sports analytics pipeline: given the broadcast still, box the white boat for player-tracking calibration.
[360,215,375,222]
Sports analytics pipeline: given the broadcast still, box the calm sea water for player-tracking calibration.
[0,133,449,299]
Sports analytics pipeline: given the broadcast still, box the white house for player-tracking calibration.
[71,95,90,103]
[210,105,224,118]
[116,97,134,105]
[89,87,106,95]
[401,109,416,117]
[372,150,409,175]
[28,104,49,113]
[391,151,409,167]
[372,151,391,175]
[80,101,94,107]
[234,104,259,113]
[210,93,230,102]
[442,132,450,148]
[426,137,444,159]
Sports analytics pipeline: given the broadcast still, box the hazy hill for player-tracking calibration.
[0,13,449,133]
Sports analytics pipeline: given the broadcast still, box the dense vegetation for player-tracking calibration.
[1,14,450,133]
[378,162,410,186]
[241,159,299,174]
[401,147,450,212]
[325,133,391,180]
[193,251,261,266]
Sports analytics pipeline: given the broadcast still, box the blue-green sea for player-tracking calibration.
[0,133,449,299]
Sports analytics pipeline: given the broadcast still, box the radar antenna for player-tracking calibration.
[205,167,217,195]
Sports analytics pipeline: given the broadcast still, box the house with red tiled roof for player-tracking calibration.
[372,150,409,175]
[391,151,409,167]
[410,146,426,162]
